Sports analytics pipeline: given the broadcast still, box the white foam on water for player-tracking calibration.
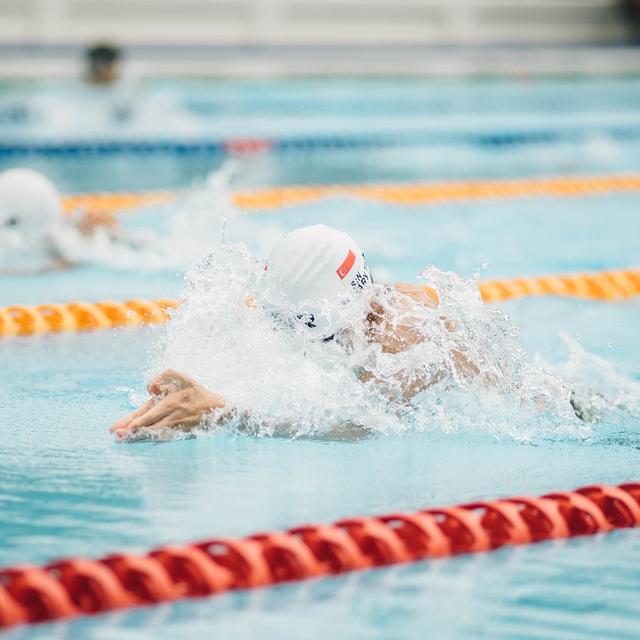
[0,162,259,273]
[540,332,640,425]
[169,160,285,266]
[134,237,622,444]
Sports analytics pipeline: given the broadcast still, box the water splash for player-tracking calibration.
[18,83,200,136]
[540,332,640,424]
[0,162,255,273]
[59,162,243,271]
[138,240,611,444]
[169,162,286,262]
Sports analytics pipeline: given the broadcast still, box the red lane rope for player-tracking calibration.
[0,482,638,629]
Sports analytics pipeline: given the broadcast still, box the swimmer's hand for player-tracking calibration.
[110,369,225,440]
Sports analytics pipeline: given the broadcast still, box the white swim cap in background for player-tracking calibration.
[0,168,61,246]
[264,224,373,339]
[0,168,64,270]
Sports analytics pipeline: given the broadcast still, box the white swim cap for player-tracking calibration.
[0,168,61,248]
[265,224,373,339]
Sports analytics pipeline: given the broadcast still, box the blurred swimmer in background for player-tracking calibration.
[83,42,136,123]
[85,43,122,86]
[111,224,598,441]
[0,168,158,272]
[81,41,196,129]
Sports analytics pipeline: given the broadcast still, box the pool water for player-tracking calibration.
[4,76,640,192]
[0,76,639,639]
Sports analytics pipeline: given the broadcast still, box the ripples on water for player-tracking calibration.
[1,77,639,640]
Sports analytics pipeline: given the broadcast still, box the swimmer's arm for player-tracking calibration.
[393,283,461,334]
[111,369,370,441]
[72,208,119,237]
[393,283,439,308]
[358,367,445,402]
[45,256,75,271]
[53,257,74,269]
[110,369,225,439]
[395,284,490,387]
[363,294,484,401]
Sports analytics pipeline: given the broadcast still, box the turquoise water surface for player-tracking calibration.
[0,76,639,639]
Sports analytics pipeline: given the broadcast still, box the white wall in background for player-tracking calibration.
[0,0,629,46]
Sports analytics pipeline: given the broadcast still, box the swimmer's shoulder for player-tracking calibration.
[393,283,439,308]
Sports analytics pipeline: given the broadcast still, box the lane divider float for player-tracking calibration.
[0,300,177,337]
[62,190,176,214]
[477,267,640,303]
[61,174,640,215]
[5,125,640,157]
[1,268,638,338]
[0,482,638,630]
[232,174,640,210]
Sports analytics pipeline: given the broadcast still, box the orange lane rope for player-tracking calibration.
[0,299,178,337]
[60,175,640,214]
[477,267,640,303]
[0,482,638,630]
[62,191,176,214]
[0,268,638,338]
[233,175,640,210]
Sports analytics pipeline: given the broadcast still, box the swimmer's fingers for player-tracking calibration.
[131,411,191,433]
[147,370,177,395]
[113,412,191,441]
[125,398,176,432]
[149,381,178,398]
[110,398,157,433]
[113,383,224,440]
[115,404,198,437]
[147,369,196,395]
[111,411,168,438]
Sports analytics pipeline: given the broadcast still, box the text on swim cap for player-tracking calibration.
[350,267,371,291]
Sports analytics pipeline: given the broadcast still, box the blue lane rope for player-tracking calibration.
[1,127,639,157]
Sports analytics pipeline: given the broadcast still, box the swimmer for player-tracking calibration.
[86,43,122,86]
[0,167,134,273]
[113,224,586,440]
[83,42,137,122]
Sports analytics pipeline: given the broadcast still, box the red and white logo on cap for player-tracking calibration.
[336,249,356,280]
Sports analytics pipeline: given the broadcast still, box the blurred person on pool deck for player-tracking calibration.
[0,168,143,273]
[111,224,595,440]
